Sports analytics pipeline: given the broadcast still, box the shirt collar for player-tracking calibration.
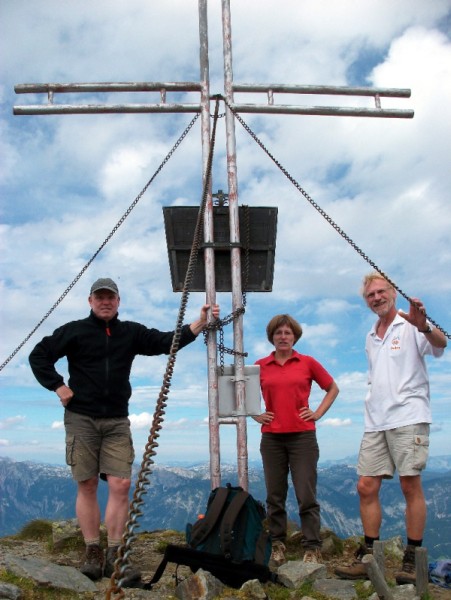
[370,312,405,337]
[89,310,119,327]
[265,349,302,364]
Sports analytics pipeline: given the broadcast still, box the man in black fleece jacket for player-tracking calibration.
[29,277,219,583]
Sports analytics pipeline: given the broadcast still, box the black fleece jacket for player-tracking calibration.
[29,311,197,418]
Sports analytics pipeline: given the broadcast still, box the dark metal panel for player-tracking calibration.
[163,206,278,292]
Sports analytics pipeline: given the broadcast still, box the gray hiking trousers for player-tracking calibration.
[260,431,321,548]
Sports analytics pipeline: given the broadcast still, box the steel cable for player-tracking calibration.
[223,96,450,340]
[0,113,200,372]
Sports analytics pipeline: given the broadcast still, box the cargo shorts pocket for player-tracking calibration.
[413,433,429,471]
[65,434,76,467]
[128,435,135,465]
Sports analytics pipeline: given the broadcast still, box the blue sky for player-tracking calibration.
[1,0,450,468]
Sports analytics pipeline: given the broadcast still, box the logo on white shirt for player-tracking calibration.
[391,334,401,351]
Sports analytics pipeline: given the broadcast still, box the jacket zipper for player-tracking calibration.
[105,322,111,401]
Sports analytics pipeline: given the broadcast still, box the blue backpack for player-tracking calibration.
[145,484,275,589]
[186,484,272,565]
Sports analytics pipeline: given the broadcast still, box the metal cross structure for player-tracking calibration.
[14,0,413,492]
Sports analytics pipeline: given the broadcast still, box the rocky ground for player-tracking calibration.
[0,521,450,599]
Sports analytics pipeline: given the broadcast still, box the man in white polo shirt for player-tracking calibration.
[336,271,447,584]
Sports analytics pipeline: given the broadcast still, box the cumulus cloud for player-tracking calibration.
[0,416,26,430]
[129,412,154,430]
[1,0,450,465]
[319,418,352,428]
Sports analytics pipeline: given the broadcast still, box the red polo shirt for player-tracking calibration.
[255,350,333,433]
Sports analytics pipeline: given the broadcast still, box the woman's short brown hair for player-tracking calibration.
[266,314,303,345]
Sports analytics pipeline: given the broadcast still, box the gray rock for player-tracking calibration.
[383,535,405,560]
[313,578,358,599]
[369,584,420,600]
[0,582,23,600]
[51,518,80,549]
[321,535,339,557]
[276,559,327,588]
[240,578,268,598]
[175,568,225,600]
[2,554,97,593]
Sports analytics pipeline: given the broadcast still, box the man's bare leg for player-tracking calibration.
[76,476,101,540]
[358,475,383,537]
[400,475,426,540]
[104,475,131,541]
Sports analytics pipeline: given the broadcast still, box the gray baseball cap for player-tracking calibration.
[90,277,119,295]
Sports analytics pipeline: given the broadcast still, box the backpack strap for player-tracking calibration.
[188,486,231,548]
[143,543,278,590]
[219,490,249,558]
[143,543,201,589]
[142,548,170,589]
[254,530,271,565]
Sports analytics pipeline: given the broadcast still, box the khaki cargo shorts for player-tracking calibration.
[357,423,429,478]
[64,410,135,482]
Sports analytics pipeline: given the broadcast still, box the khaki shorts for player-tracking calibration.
[64,410,135,482]
[357,423,429,478]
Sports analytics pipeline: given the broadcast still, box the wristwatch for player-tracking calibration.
[419,323,433,334]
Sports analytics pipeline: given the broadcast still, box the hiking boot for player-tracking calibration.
[303,547,323,563]
[395,545,416,585]
[80,544,104,581]
[104,546,142,587]
[334,543,371,580]
[270,540,286,566]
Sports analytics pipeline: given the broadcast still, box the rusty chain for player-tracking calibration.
[203,204,250,373]
[105,97,222,598]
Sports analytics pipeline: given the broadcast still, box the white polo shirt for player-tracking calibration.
[364,313,444,432]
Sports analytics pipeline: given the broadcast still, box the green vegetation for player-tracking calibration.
[51,533,85,553]
[15,519,53,541]
[154,538,170,554]
[353,580,375,599]
[0,568,94,600]
[294,581,329,599]
[0,522,442,600]
[262,582,292,600]
[139,528,185,554]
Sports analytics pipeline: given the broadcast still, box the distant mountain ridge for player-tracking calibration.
[1,455,450,559]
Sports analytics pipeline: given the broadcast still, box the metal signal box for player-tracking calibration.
[217,364,261,416]
[163,206,277,292]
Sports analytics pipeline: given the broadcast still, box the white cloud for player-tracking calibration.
[0,416,26,430]
[129,412,193,431]
[303,323,340,349]
[319,418,352,428]
[1,0,450,466]
[129,412,154,430]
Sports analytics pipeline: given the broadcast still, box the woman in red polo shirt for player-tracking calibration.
[254,314,339,566]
